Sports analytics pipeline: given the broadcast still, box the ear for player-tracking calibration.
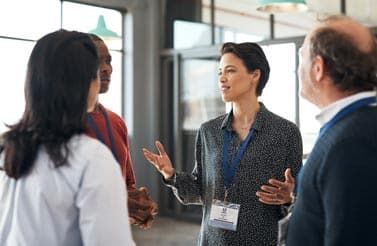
[250,69,261,83]
[311,55,325,82]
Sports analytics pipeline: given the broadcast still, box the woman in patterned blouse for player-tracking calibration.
[143,42,302,246]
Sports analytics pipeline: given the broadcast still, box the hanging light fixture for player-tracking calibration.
[89,15,120,39]
[256,0,308,13]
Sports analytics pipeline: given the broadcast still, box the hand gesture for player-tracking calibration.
[128,187,158,229]
[142,141,175,180]
[256,168,295,205]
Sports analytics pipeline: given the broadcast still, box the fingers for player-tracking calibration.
[128,188,158,229]
[285,168,295,184]
[128,196,151,211]
[139,186,149,194]
[155,141,167,156]
[142,148,157,164]
[256,191,282,205]
[260,185,280,194]
[142,148,164,173]
[141,217,155,229]
[129,208,150,223]
[150,202,159,215]
[268,179,288,189]
[134,215,155,230]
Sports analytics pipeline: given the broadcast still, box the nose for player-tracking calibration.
[218,73,226,83]
[101,63,112,75]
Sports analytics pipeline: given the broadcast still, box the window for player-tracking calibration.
[62,1,123,116]
[181,58,223,130]
[0,0,60,40]
[0,39,34,133]
[0,1,124,134]
[260,43,297,123]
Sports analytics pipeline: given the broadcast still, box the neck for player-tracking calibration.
[232,98,260,126]
[317,85,357,109]
[87,96,98,113]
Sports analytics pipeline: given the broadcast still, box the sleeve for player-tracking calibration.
[286,125,303,179]
[76,144,135,246]
[319,137,377,246]
[281,125,303,211]
[164,127,204,205]
[111,111,136,190]
[122,122,136,190]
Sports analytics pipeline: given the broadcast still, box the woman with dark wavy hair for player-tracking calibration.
[0,30,135,246]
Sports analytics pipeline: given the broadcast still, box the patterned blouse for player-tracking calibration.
[165,103,302,246]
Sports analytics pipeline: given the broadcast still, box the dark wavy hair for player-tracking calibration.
[0,30,99,179]
[220,42,270,96]
[310,24,377,92]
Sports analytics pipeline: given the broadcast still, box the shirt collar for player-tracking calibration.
[221,102,266,132]
[316,90,377,126]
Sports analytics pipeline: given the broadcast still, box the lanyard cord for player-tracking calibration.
[86,110,120,164]
[223,128,256,189]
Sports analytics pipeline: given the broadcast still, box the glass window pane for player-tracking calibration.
[62,2,123,116]
[0,39,34,133]
[181,59,225,130]
[274,13,316,39]
[99,51,122,116]
[202,0,270,42]
[174,20,221,49]
[299,98,320,155]
[0,0,60,40]
[260,43,296,123]
[62,2,122,50]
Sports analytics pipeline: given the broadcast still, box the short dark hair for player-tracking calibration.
[220,42,270,96]
[1,30,99,179]
[310,27,377,92]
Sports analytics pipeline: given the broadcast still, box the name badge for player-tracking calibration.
[209,199,240,231]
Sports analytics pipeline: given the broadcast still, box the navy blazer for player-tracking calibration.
[287,105,377,246]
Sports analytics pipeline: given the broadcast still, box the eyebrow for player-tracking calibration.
[219,65,236,70]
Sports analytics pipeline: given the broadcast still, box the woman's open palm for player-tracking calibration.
[142,141,174,180]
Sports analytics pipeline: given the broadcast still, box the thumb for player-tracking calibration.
[285,168,294,184]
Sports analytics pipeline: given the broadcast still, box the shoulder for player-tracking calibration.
[68,135,117,169]
[101,105,125,123]
[99,105,128,133]
[261,104,301,136]
[322,107,377,148]
[195,114,228,141]
[200,114,227,132]
[317,136,377,187]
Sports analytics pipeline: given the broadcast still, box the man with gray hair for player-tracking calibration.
[287,15,377,245]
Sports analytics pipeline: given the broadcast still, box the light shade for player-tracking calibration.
[257,0,308,13]
[89,15,120,39]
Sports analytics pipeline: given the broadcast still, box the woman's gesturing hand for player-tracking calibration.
[256,168,295,205]
[142,141,175,180]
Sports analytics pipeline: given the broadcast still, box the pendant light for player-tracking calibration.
[257,0,308,13]
[89,15,120,39]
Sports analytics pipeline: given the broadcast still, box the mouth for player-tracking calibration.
[101,78,110,84]
[220,85,230,92]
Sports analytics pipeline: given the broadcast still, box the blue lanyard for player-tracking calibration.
[86,110,120,164]
[295,96,376,194]
[223,128,256,189]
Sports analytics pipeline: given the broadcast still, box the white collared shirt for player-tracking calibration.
[316,91,377,127]
[0,135,135,246]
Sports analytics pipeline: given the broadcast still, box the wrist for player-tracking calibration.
[164,168,175,180]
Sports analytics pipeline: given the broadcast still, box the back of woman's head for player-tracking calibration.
[221,42,270,96]
[1,29,99,179]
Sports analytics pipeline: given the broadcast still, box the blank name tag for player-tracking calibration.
[209,199,240,231]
